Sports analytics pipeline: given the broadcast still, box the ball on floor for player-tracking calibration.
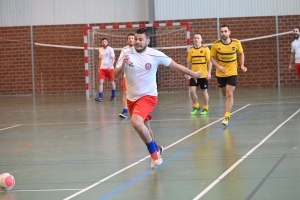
[0,173,15,191]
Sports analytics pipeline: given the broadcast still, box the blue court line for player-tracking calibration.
[99,110,255,200]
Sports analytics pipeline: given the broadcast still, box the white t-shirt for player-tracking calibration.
[99,46,115,69]
[291,39,300,63]
[116,47,172,101]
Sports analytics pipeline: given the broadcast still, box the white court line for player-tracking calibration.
[0,189,82,193]
[193,108,300,200]
[0,124,22,131]
[63,104,250,200]
[164,104,250,150]
[16,118,221,126]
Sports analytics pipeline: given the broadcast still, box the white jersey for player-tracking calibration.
[116,47,172,101]
[291,39,300,63]
[99,46,115,69]
[117,45,135,78]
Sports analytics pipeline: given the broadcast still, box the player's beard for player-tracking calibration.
[222,35,228,41]
[294,34,299,39]
[135,44,147,53]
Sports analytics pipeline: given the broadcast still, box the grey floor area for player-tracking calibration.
[0,87,299,200]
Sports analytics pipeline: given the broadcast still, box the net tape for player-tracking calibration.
[28,30,293,50]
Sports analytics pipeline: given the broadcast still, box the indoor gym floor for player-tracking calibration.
[0,87,299,200]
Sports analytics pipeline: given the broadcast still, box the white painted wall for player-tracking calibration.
[0,0,149,26]
[0,0,299,27]
[154,0,300,20]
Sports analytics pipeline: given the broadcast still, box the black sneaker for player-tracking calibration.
[95,97,103,102]
[110,96,116,101]
[119,112,128,119]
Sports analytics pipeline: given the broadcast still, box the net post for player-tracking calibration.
[83,26,92,98]
[84,22,191,95]
[179,22,191,52]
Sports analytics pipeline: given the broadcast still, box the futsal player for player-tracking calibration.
[288,28,300,76]
[95,38,116,102]
[187,33,212,115]
[210,25,247,126]
[114,28,201,169]
[117,33,135,118]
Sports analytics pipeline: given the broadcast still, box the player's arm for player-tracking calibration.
[187,61,192,70]
[116,49,126,76]
[168,60,201,79]
[210,56,226,74]
[238,52,247,72]
[114,55,129,79]
[207,61,212,79]
[98,57,102,71]
[185,49,193,79]
[113,61,124,79]
[206,49,212,79]
[110,57,115,69]
[289,52,295,70]
[210,44,225,73]
[185,61,192,79]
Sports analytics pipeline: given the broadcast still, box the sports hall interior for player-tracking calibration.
[0,0,300,200]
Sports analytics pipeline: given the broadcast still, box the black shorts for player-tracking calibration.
[217,76,238,87]
[189,78,208,89]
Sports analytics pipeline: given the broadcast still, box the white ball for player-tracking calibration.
[0,173,15,191]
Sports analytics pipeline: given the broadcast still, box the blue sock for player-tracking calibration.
[146,141,157,155]
[99,92,103,98]
[112,90,116,97]
[153,141,159,151]
[123,108,128,113]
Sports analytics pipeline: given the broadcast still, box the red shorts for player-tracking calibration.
[122,77,126,92]
[98,69,114,81]
[295,63,300,76]
[127,96,158,121]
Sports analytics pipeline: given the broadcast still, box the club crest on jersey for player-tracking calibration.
[200,50,203,53]
[145,63,152,70]
[232,47,236,51]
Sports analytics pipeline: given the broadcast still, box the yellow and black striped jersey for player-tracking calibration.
[187,45,210,78]
[210,38,243,77]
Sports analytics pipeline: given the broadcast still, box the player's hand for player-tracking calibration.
[193,70,201,79]
[184,74,191,79]
[206,73,211,80]
[241,65,247,72]
[123,55,130,67]
[218,66,226,74]
[288,65,292,71]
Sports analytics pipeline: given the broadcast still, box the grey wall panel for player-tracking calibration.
[1,0,300,27]
[154,0,300,20]
[0,0,148,27]
[0,0,33,26]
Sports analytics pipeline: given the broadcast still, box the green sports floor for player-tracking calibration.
[0,87,299,200]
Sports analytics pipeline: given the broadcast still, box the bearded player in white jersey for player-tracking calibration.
[114,28,201,169]
[288,28,300,76]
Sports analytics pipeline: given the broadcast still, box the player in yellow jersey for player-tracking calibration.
[187,33,212,115]
[210,25,247,126]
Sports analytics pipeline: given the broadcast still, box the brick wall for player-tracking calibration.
[278,15,300,87]
[186,16,300,88]
[0,15,299,95]
[0,27,32,95]
[33,24,86,94]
